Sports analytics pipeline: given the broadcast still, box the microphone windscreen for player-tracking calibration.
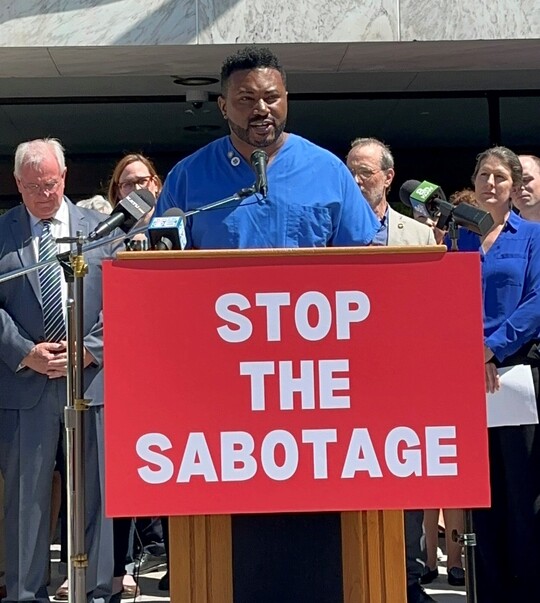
[148,206,187,250]
[133,188,156,208]
[399,180,421,207]
[250,149,268,166]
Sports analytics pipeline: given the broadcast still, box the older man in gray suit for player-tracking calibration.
[0,138,114,603]
[347,137,436,247]
[347,137,437,603]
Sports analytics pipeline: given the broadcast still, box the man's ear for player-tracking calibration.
[385,168,395,189]
[14,175,24,195]
[218,95,227,119]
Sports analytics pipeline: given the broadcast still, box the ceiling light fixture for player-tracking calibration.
[173,76,219,86]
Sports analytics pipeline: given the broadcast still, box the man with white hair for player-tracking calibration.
[0,138,115,603]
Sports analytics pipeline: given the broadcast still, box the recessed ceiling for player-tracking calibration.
[0,39,538,208]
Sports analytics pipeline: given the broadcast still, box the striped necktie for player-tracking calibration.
[38,219,65,342]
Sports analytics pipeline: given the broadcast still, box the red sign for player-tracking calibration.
[103,249,490,517]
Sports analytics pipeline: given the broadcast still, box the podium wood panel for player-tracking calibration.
[170,511,405,602]
[170,515,233,603]
[341,510,406,603]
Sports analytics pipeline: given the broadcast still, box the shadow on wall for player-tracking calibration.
[0,0,120,23]
[0,0,244,45]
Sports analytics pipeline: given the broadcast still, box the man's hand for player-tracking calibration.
[484,345,494,363]
[485,361,500,394]
[59,341,96,369]
[83,347,96,368]
[21,342,67,377]
[21,341,97,378]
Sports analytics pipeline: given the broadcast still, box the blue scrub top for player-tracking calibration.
[454,212,540,362]
[157,134,379,249]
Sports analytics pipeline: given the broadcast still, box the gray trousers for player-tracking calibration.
[0,380,113,603]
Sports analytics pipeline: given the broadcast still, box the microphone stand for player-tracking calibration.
[58,224,159,602]
[0,240,89,603]
[445,224,477,603]
[452,511,477,603]
[56,234,89,603]
[184,186,256,219]
[447,221,459,252]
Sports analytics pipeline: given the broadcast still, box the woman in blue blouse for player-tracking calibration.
[460,146,540,603]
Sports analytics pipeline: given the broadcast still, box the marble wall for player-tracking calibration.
[198,0,398,43]
[0,0,197,46]
[400,0,539,41]
[0,0,537,47]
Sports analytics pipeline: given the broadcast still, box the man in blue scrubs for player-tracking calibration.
[156,47,379,603]
[156,46,378,248]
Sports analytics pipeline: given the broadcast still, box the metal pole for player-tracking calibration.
[62,237,89,603]
[452,509,477,603]
[64,293,75,602]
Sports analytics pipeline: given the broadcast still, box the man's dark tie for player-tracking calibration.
[38,219,65,342]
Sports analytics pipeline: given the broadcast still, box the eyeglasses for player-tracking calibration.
[20,180,61,196]
[118,176,154,193]
[350,168,382,181]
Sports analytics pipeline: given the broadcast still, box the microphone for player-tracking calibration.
[451,203,494,237]
[399,179,494,236]
[250,149,269,197]
[88,189,155,241]
[147,208,187,250]
[399,180,446,218]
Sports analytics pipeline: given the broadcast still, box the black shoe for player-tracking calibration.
[407,582,436,603]
[133,551,168,575]
[420,566,438,585]
[447,566,465,586]
[158,571,169,591]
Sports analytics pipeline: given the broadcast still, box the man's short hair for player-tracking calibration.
[221,46,286,94]
[14,137,66,178]
[520,154,540,172]
[349,137,394,170]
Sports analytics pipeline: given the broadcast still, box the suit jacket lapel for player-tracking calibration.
[10,206,41,302]
[387,208,403,246]
[68,200,88,239]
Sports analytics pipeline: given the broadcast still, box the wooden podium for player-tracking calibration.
[103,247,490,603]
[169,510,406,603]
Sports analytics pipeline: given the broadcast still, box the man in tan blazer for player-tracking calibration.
[347,136,437,603]
[347,137,436,246]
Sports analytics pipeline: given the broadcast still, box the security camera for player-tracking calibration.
[186,89,209,109]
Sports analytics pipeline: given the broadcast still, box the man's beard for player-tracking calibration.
[363,188,384,209]
[227,117,286,148]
